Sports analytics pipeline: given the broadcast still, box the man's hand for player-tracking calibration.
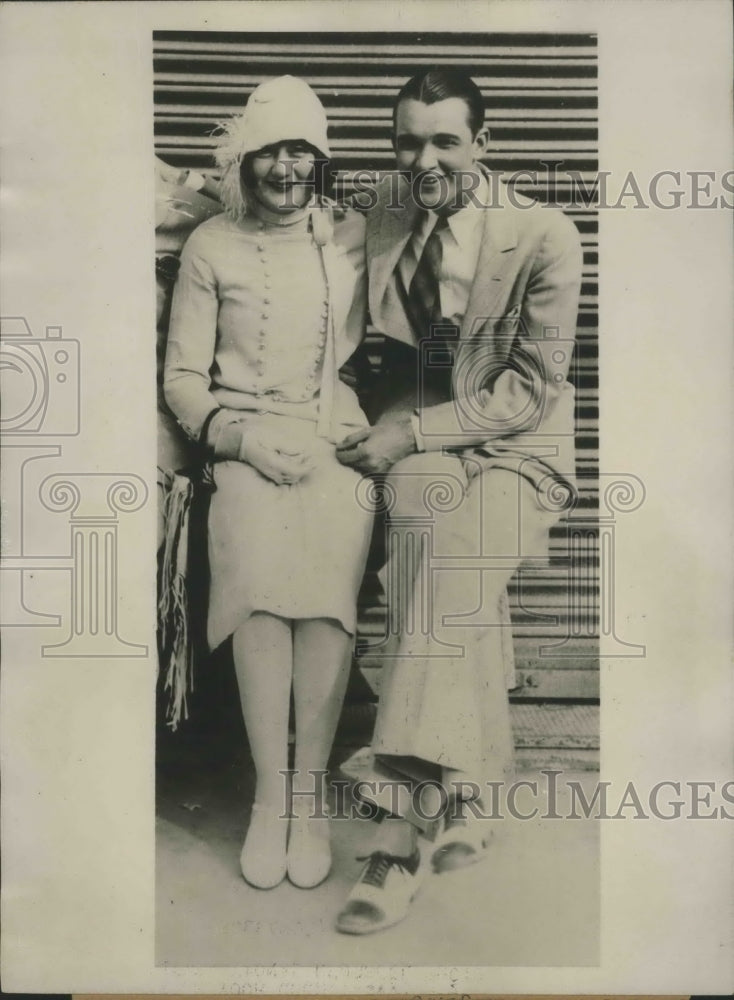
[336,417,416,474]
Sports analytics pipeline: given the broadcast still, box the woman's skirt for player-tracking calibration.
[206,413,373,650]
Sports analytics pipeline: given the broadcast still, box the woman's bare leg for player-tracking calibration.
[292,618,352,795]
[288,618,352,887]
[232,611,293,887]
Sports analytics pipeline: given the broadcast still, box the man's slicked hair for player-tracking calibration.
[393,67,485,138]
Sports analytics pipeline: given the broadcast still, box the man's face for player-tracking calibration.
[393,97,488,215]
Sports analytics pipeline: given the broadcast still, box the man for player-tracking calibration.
[335,68,583,933]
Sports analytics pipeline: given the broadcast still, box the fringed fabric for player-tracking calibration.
[157,471,195,730]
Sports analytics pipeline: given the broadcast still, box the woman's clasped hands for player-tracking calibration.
[210,412,315,485]
[240,421,315,485]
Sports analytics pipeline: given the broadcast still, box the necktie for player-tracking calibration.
[402,213,449,339]
[397,214,459,398]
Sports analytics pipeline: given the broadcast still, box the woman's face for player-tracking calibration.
[248,140,317,214]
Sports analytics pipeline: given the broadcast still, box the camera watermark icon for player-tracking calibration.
[0,317,80,436]
[417,317,575,440]
[1,315,149,657]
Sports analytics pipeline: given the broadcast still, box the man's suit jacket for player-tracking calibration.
[365,167,583,501]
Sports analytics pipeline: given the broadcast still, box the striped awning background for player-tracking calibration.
[153,31,599,700]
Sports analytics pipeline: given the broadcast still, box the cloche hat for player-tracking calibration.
[215,75,331,220]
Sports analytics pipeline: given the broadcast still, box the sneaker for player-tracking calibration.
[335,848,422,934]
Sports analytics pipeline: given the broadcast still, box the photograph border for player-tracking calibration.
[1,0,732,994]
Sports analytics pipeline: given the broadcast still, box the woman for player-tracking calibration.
[164,76,373,890]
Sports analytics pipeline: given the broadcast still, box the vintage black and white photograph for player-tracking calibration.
[1,1,732,994]
[153,29,601,967]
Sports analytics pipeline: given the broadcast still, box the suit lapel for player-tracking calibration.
[367,170,520,344]
[461,173,519,339]
[368,174,420,342]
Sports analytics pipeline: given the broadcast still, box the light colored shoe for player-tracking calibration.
[240,803,288,889]
[430,798,491,874]
[286,809,332,889]
[335,848,422,934]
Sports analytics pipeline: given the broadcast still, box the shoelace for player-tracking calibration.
[355,851,411,889]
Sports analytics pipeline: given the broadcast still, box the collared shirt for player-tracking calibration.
[401,171,488,453]
[398,170,488,326]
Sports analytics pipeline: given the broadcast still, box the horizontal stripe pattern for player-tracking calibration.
[154,32,599,694]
